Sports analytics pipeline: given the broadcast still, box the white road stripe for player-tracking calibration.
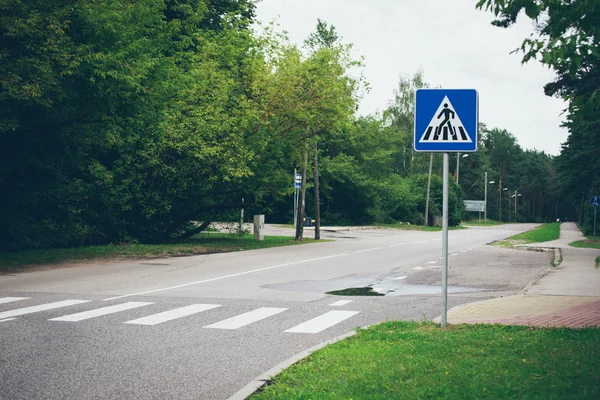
[125,304,221,326]
[354,247,384,254]
[0,300,90,320]
[413,266,425,270]
[413,240,429,244]
[205,307,287,330]
[389,243,409,248]
[427,261,437,264]
[329,300,353,306]
[392,276,407,280]
[450,253,458,256]
[103,253,348,301]
[50,302,152,322]
[0,297,29,305]
[460,250,467,253]
[0,318,16,323]
[285,311,360,334]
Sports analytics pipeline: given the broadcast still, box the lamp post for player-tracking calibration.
[456,153,469,184]
[511,190,521,222]
[500,187,508,222]
[485,172,495,223]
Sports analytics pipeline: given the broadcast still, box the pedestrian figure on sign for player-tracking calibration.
[434,103,457,140]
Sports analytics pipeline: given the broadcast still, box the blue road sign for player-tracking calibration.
[414,89,478,152]
[591,196,600,207]
[294,173,302,189]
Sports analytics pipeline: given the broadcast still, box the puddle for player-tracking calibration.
[264,273,490,297]
[326,287,384,296]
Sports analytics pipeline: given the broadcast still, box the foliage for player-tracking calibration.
[498,222,561,245]
[0,234,322,268]
[252,321,600,399]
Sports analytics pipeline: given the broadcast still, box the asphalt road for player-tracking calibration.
[0,224,553,400]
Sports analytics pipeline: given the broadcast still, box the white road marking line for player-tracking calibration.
[285,311,360,334]
[103,253,348,301]
[205,307,287,330]
[0,300,90,320]
[460,250,467,253]
[0,318,16,323]
[450,253,458,256]
[432,238,442,241]
[389,243,410,248]
[413,266,425,270]
[427,261,437,264]
[124,304,221,326]
[392,276,407,280]
[413,240,429,244]
[0,297,29,305]
[354,247,384,254]
[329,300,353,306]
[50,302,153,322]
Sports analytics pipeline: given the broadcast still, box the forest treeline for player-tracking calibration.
[0,0,596,251]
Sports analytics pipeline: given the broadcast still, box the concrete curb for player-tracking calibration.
[228,330,358,400]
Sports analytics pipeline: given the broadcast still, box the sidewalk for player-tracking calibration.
[446,222,600,328]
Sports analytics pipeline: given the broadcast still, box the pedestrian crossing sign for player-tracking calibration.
[414,89,478,152]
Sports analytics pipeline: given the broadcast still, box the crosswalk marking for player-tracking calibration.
[0,300,90,320]
[50,302,153,322]
[329,300,353,307]
[205,307,287,330]
[124,304,221,326]
[284,311,360,334]
[0,297,29,305]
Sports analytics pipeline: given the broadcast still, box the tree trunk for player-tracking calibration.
[295,134,309,240]
[313,140,320,240]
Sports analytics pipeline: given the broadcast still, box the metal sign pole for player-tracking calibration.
[441,153,449,328]
[293,169,297,232]
[595,207,597,237]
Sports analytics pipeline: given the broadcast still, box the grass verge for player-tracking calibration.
[0,234,324,269]
[495,222,561,246]
[570,239,600,249]
[252,322,600,400]
[462,219,504,226]
[377,223,466,231]
[596,256,600,269]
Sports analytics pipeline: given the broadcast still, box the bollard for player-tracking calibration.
[253,215,265,240]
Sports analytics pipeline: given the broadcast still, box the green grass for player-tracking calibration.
[495,222,561,246]
[570,239,600,249]
[462,219,504,226]
[596,256,600,269]
[377,223,466,231]
[0,234,324,269]
[252,322,600,400]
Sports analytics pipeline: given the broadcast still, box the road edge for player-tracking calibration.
[228,329,358,400]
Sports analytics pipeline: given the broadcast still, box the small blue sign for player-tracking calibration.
[591,196,600,207]
[294,174,302,189]
[414,89,478,152]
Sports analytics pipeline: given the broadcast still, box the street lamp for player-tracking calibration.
[456,153,469,184]
[484,171,495,223]
[511,191,522,222]
[500,187,508,222]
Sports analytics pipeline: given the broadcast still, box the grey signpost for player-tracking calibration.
[414,89,478,328]
[293,170,302,232]
[591,196,600,237]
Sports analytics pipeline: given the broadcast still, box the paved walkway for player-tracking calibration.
[447,223,600,328]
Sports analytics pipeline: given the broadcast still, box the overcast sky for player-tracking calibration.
[254,0,568,155]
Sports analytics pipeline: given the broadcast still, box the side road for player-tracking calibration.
[445,222,600,327]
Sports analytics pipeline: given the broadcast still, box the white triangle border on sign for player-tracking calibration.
[418,96,473,143]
